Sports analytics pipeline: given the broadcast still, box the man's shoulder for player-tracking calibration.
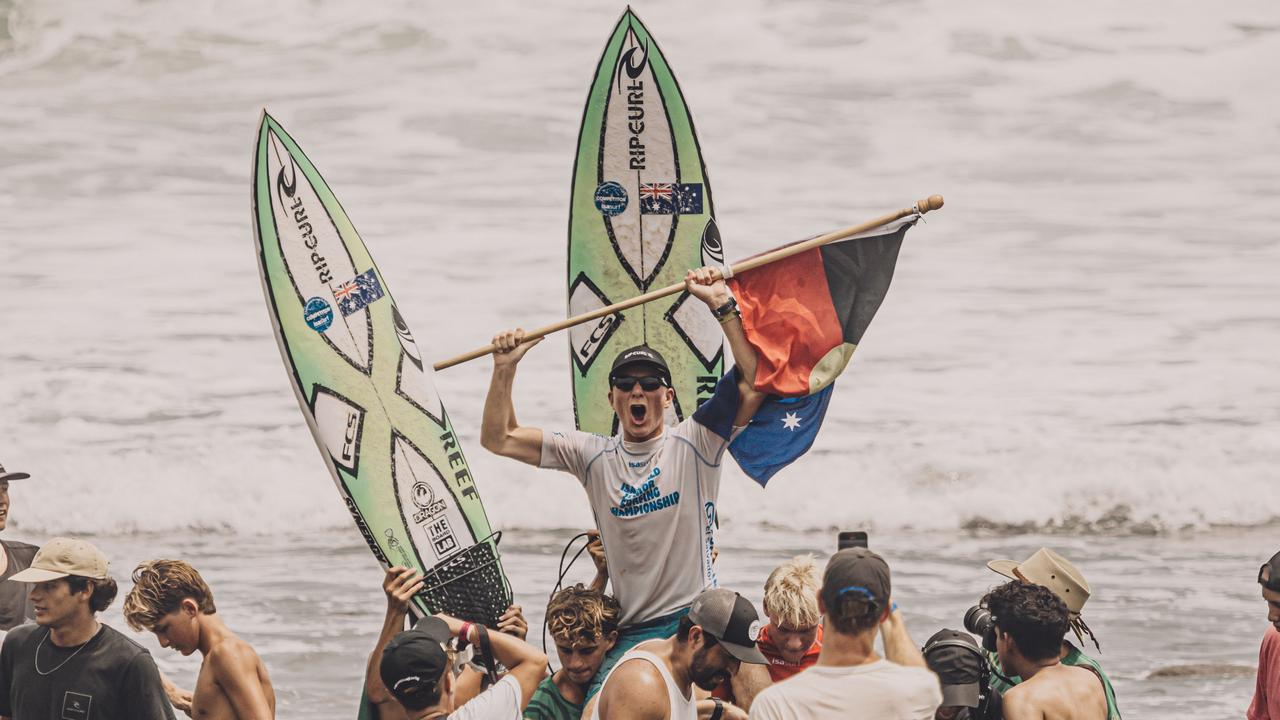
[97,623,153,659]
[3,621,40,648]
[2,539,39,562]
[206,633,264,674]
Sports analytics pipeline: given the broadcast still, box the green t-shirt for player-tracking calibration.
[524,675,583,720]
[986,643,1121,720]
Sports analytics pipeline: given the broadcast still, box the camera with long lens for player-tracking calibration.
[964,605,998,652]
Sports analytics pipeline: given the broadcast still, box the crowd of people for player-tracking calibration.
[0,270,1276,719]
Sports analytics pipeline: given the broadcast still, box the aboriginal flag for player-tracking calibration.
[728,218,913,397]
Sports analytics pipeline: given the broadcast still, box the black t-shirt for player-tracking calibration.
[0,623,177,720]
[0,540,38,631]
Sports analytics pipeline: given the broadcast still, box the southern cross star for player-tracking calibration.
[781,412,802,431]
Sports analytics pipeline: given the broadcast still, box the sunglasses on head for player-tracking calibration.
[610,376,667,392]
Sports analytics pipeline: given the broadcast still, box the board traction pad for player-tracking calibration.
[252,113,508,621]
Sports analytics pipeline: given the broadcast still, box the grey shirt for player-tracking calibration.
[0,539,38,631]
[541,418,733,627]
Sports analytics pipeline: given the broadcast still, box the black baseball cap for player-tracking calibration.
[1260,551,1280,593]
[688,588,768,664]
[0,463,30,482]
[379,617,452,704]
[610,345,671,384]
[923,629,983,708]
[821,547,891,615]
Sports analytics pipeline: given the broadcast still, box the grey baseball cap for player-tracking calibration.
[688,588,768,664]
[821,547,891,614]
[923,629,983,708]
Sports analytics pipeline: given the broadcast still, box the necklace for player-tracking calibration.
[34,626,96,676]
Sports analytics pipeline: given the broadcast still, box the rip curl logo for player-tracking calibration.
[61,691,91,720]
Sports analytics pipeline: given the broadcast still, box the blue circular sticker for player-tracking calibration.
[304,296,334,332]
[594,181,628,216]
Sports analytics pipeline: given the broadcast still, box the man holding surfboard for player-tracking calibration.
[482,267,765,697]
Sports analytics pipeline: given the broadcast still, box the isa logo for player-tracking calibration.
[304,297,334,332]
[594,181,628,216]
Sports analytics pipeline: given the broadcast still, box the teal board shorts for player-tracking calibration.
[586,606,690,700]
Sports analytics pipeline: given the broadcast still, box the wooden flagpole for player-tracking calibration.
[433,195,943,371]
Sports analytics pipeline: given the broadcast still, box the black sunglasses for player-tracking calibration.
[610,376,667,392]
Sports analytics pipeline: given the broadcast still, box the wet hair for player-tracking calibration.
[123,559,217,632]
[983,580,1070,661]
[64,575,118,613]
[764,555,820,629]
[546,584,621,647]
[676,615,719,648]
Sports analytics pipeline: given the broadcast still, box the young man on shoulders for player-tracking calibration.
[525,584,620,720]
[749,548,940,720]
[590,587,765,720]
[983,581,1106,720]
[0,463,38,631]
[482,268,766,696]
[0,537,177,720]
[123,559,275,720]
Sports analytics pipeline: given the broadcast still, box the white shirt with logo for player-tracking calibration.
[541,417,734,627]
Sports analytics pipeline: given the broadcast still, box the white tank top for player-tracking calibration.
[590,649,697,720]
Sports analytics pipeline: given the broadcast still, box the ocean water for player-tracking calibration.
[0,0,1277,716]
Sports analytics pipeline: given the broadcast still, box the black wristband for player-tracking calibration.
[710,698,724,720]
[712,297,738,320]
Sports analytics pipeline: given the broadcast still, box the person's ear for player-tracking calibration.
[663,388,674,407]
[604,631,619,651]
[181,598,199,617]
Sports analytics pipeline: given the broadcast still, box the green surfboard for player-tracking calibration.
[568,9,725,434]
[251,113,510,625]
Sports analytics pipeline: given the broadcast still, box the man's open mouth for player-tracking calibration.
[629,403,647,422]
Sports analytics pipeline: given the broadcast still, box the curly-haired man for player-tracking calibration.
[983,581,1106,720]
[524,584,621,720]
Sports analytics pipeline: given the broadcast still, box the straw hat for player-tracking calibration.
[987,547,1090,616]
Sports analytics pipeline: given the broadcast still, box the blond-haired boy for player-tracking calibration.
[124,559,275,719]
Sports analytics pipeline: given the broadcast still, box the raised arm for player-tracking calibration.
[685,268,767,426]
[365,567,421,705]
[439,614,548,709]
[880,606,927,669]
[586,530,609,593]
[480,328,545,466]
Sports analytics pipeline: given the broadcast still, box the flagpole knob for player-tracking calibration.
[916,195,944,214]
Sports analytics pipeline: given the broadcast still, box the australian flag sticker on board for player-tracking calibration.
[640,183,703,215]
[333,269,385,316]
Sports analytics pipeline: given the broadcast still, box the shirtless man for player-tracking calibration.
[588,588,764,720]
[124,560,275,719]
[982,581,1106,720]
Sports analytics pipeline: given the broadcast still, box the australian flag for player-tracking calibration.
[333,268,385,316]
[693,369,834,487]
[640,182,703,215]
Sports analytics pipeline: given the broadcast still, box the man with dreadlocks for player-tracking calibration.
[983,548,1121,719]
